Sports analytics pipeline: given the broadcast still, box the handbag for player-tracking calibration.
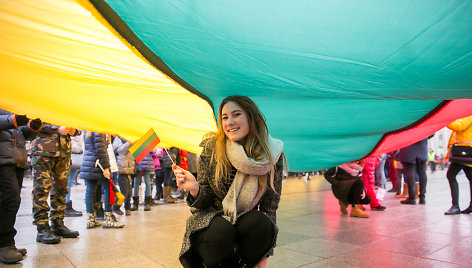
[449,144,472,165]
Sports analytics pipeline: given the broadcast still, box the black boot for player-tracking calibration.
[445,205,461,215]
[0,246,23,264]
[144,196,152,211]
[51,219,79,238]
[96,204,105,221]
[131,196,139,211]
[461,203,472,214]
[36,225,61,244]
[64,201,83,217]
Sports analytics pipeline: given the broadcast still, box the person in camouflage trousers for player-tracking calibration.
[31,123,81,244]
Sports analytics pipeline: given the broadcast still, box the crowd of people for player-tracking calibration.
[1,99,471,267]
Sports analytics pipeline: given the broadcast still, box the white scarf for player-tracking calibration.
[222,136,283,223]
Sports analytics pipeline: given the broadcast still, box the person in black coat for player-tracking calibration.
[399,138,428,205]
[0,109,42,264]
[324,162,371,218]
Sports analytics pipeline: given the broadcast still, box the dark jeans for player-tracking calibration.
[347,180,371,205]
[402,160,427,201]
[154,169,165,196]
[193,211,275,267]
[85,179,111,213]
[163,167,173,186]
[118,174,133,210]
[446,162,472,207]
[0,165,24,247]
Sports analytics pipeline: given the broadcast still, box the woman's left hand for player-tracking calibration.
[255,258,268,268]
[360,190,366,199]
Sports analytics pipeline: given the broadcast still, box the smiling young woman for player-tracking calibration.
[173,95,285,268]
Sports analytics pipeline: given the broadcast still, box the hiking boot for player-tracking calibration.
[0,246,23,264]
[51,219,79,238]
[144,196,152,211]
[36,225,60,244]
[12,246,26,256]
[350,205,369,218]
[64,201,83,217]
[131,196,139,211]
[102,212,124,228]
[87,213,102,229]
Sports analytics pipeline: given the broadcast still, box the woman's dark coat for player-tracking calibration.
[80,132,110,180]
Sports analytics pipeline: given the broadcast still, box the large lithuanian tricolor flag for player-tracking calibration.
[129,128,160,164]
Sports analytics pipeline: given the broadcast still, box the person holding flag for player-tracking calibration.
[80,131,124,229]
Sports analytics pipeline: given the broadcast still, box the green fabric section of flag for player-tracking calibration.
[129,128,160,163]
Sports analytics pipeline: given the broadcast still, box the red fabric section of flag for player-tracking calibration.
[372,99,472,155]
[109,182,115,205]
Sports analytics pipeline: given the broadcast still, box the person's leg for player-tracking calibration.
[235,211,275,266]
[143,170,152,197]
[416,159,427,203]
[133,172,142,198]
[66,169,78,203]
[100,180,111,212]
[193,216,237,268]
[32,156,53,227]
[461,166,472,213]
[395,168,403,195]
[347,180,370,218]
[50,157,70,223]
[118,174,131,212]
[154,169,164,199]
[362,176,380,208]
[401,162,417,204]
[388,159,397,192]
[85,180,98,213]
[0,165,21,248]
[447,163,461,207]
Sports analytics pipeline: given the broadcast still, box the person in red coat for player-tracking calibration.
[362,155,386,211]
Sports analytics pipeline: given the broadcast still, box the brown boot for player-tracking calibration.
[350,205,370,218]
[163,186,175,203]
[396,183,408,199]
[339,200,348,215]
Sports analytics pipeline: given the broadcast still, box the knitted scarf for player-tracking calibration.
[222,136,284,223]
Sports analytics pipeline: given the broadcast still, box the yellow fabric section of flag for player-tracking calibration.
[130,128,160,163]
[0,0,217,155]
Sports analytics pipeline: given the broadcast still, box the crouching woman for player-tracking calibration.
[173,96,285,268]
[324,162,371,218]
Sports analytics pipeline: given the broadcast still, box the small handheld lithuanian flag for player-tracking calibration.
[129,128,160,164]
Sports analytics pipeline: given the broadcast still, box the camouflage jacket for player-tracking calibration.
[31,124,81,157]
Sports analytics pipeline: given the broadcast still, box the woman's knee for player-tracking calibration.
[236,211,274,240]
[194,217,236,267]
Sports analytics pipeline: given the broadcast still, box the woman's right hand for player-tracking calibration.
[173,164,199,197]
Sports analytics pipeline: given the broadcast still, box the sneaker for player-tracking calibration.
[125,209,131,216]
[112,206,124,216]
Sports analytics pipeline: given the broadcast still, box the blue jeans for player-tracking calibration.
[134,170,152,197]
[85,179,111,213]
[66,169,79,203]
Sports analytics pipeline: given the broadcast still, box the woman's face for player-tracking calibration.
[221,101,250,143]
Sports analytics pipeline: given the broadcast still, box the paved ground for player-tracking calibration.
[4,168,472,267]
